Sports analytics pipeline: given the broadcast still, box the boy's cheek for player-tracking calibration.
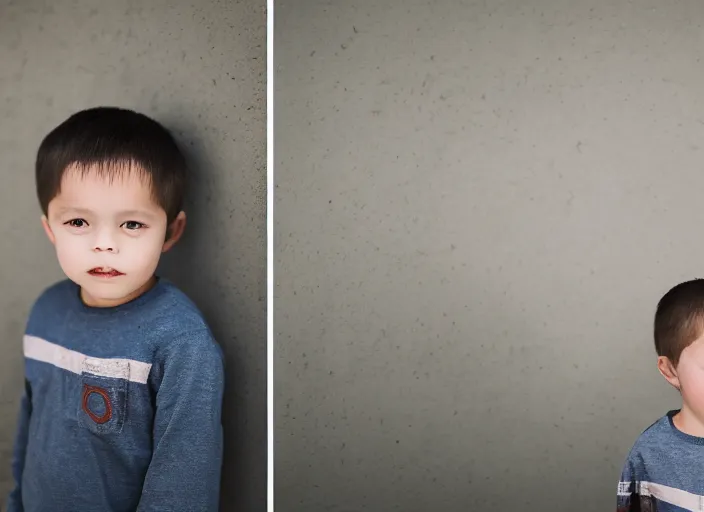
[54,242,85,274]
[681,372,704,406]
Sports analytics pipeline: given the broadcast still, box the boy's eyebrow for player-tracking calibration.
[118,209,158,219]
[55,207,158,219]
[55,206,93,216]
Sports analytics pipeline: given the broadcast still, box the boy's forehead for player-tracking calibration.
[51,165,160,211]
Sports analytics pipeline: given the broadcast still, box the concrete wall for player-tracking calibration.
[0,1,266,510]
[275,0,702,510]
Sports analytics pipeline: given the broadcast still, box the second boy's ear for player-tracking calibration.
[657,356,681,391]
[41,215,56,246]
[162,211,186,253]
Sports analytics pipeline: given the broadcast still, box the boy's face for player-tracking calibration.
[42,165,185,308]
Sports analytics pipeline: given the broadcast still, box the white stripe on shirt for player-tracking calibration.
[23,335,152,384]
[618,481,704,511]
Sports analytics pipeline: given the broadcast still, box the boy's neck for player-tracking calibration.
[673,406,704,438]
[80,275,158,308]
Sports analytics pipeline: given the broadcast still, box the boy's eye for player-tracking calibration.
[65,219,88,228]
[122,221,146,230]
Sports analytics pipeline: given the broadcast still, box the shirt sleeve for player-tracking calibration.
[616,455,641,512]
[6,379,33,512]
[136,330,225,512]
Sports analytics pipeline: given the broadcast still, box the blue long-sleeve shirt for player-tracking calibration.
[6,278,225,512]
[617,410,704,511]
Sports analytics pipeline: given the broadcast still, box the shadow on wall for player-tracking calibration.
[156,119,248,508]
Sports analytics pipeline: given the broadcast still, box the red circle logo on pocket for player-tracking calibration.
[82,384,113,424]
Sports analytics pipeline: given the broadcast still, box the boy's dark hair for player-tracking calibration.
[36,107,186,223]
[654,279,704,365]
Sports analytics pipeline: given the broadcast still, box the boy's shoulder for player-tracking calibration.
[140,278,212,334]
[630,413,670,445]
[624,412,688,467]
[31,278,73,307]
[138,280,223,373]
[27,279,76,324]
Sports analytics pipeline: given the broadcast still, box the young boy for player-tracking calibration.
[618,278,704,511]
[6,107,225,512]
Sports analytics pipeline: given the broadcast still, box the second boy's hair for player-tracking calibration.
[654,279,704,365]
[36,107,187,222]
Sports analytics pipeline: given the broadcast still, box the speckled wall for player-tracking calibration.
[0,1,265,510]
[275,1,703,510]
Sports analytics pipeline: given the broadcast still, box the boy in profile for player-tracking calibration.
[6,107,224,512]
[618,279,704,511]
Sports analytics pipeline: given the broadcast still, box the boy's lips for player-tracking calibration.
[87,267,124,278]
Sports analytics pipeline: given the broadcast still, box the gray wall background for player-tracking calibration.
[0,1,266,510]
[275,0,702,510]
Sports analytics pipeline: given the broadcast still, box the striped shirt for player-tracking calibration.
[618,411,704,511]
[5,278,225,512]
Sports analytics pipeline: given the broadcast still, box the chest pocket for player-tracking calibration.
[78,358,129,435]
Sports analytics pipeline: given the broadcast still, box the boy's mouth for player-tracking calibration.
[87,267,124,278]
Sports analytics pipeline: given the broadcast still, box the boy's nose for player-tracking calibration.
[93,245,117,253]
[93,230,119,253]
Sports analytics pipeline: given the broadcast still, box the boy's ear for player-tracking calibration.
[162,211,186,253]
[41,215,56,245]
[657,356,681,391]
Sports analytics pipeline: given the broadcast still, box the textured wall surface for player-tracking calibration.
[0,1,266,510]
[275,0,703,510]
